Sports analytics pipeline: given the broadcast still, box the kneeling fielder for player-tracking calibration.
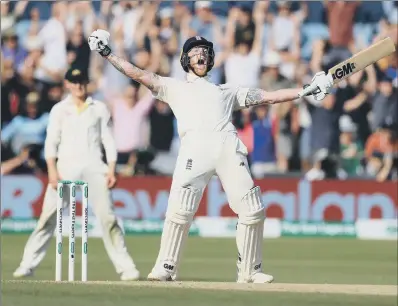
[13,68,140,281]
[89,30,332,283]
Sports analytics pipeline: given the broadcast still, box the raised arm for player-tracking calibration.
[251,1,267,55]
[88,29,163,94]
[106,54,162,93]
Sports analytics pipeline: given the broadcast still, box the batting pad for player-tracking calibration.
[236,186,265,281]
[155,186,202,276]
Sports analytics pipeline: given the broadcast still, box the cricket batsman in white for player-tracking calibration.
[13,68,140,281]
[88,29,333,283]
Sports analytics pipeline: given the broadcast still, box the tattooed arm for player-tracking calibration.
[105,53,163,94]
[88,29,164,94]
[244,88,304,107]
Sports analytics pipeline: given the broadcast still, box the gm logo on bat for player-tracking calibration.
[332,62,356,80]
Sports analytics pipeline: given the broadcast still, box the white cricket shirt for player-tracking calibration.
[153,74,249,138]
[34,18,68,83]
[44,96,117,165]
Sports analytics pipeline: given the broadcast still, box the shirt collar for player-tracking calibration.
[186,73,211,83]
[66,95,94,105]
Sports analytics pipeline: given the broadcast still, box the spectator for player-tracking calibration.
[260,51,296,172]
[326,1,359,50]
[157,7,178,58]
[367,72,398,132]
[23,23,42,53]
[365,121,395,181]
[1,57,17,126]
[66,20,91,74]
[170,5,193,80]
[172,1,193,33]
[148,100,176,175]
[309,2,358,75]
[1,29,27,69]
[15,5,43,46]
[34,2,68,84]
[1,1,29,32]
[6,52,44,116]
[339,115,363,177]
[41,84,63,114]
[382,1,398,26]
[342,64,376,147]
[250,105,278,178]
[111,85,154,174]
[1,91,49,158]
[267,1,302,80]
[224,3,265,87]
[65,1,96,39]
[191,1,215,40]
[354,1,385,47]
[307,87,343,168]
[1,1,15,32]
[110,0,144,50]
[301,1,329,60]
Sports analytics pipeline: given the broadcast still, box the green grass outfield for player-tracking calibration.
[2,235,397,306]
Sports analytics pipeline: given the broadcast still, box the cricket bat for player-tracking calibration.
[328,37,396,84]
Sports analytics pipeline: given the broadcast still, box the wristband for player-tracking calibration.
[99,45,112,57]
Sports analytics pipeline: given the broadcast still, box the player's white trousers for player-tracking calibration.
[18,161,137,274]
[152,132,265,280]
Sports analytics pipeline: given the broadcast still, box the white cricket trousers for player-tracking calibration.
[18,161,137,274]
[152,132,265,279]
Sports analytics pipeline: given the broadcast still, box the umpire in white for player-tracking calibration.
[13,68,140,281]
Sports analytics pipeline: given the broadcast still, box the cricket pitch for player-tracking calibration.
[5,280,397,296]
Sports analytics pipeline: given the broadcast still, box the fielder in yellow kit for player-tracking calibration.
[88,27,332,283]
[13,68,140,281]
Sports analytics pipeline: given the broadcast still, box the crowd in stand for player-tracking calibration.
[1,1,397,181]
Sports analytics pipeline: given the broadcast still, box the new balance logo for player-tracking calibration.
[186,159,193,170]
[254,263,261,271]
[163,263,175,271]
[239,162,245,167]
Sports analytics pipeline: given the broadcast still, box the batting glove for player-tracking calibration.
[299,72,334,101]
[88,29,112,57]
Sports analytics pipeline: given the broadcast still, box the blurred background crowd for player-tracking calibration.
[1,0,397,181]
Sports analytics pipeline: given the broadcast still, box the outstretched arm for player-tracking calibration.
[244,68,335,107]
[244,88,303,107]
[105,53,163,94]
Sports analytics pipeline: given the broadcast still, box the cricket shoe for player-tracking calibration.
[120,268,140,281]
[147,263,177,281]
[236,261,274,283]
[13,266,34,278]
[237,271,274,283]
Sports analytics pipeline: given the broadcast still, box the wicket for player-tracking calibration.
[56,180,88,282]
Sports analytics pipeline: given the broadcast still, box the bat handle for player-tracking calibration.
[301,84,322,97]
